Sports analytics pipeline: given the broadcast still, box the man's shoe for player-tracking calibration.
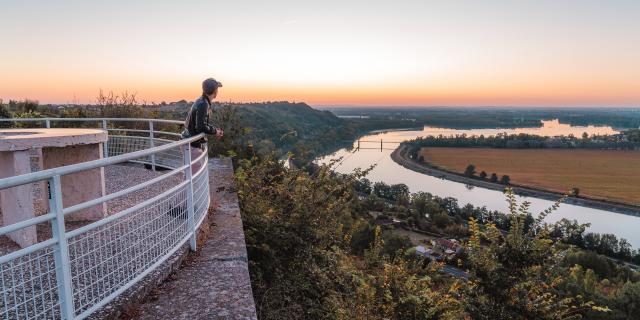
[167,205,187,219]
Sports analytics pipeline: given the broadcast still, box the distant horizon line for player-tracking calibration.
[3,98,639,110]
[312,104,640,110]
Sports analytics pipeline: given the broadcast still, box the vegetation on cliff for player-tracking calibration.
[236,155,635,319]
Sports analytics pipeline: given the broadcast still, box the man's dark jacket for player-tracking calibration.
[182,95,217,147]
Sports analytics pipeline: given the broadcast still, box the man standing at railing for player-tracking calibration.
[182,78,224,173]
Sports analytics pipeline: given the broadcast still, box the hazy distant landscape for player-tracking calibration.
[319,106,640,130]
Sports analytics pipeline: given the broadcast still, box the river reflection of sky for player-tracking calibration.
[388,119,619,140]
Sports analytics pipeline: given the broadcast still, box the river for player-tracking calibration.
[319,120,640,248]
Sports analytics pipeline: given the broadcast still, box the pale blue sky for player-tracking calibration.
[1,0,639,106]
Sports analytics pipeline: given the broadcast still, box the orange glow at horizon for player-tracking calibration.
[3,75,637,108]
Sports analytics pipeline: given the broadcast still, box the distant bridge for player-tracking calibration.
[352,139,404,151]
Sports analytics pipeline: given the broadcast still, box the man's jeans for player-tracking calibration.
[190,146,204,175]
[168,145,204,220]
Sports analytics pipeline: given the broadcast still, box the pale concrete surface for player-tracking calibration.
[0,150,37,248]
[0,128,109,245]
[43,144,107,221]
[0,128,107,151]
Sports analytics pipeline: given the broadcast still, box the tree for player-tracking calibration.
[549,218,589,246]
[571,187,580,197]
[410,192,430,218]
[570,264,584,283]
[464,164,476,177]
[582,132,589,140]
[255,139,276,156]
[598,234,619,257]
[349,220,376,255]
[389,183,409,202]
[237,157,367,318]
[358,228,465,318]
[610,281,640,319]
[584,269,597,293]
[373,182,392,200]
[381,232,412,258]
[96,89,143,118]
[13,99,39,113]
[432,211,451,229]
[464,188,607,319]
[617,238,633,260]
[500,175,510,185]
[0,99,10,119]
[479,171,487,180]
[355,178,372,194]
[583,232,601,251]
[564,250,615,280]
[626,129,640,143]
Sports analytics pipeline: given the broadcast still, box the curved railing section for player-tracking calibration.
[0,118,211,319]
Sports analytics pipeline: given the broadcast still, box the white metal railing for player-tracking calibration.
[0,118,211,319]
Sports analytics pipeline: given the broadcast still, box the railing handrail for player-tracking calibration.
[0,133,205,190]
[0,117,211,319]
[0,117,183,125]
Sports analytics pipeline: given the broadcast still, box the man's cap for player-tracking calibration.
[202,78,223,93]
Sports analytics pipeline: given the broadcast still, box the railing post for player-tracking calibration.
[50,175,76,319]
[182,144,196,251]
[45,119,51,128]
[149,121,156,171]
[102,120,109,158]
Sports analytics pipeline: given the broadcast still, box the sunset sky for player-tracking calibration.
[1,0,639,107]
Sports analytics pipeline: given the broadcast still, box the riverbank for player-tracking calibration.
[391,145,640,217]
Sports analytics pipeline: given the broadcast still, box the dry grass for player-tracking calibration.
[419,147,640,206]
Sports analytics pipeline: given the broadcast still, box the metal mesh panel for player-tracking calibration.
[193,167,210,226]
[0,119,211,319]
[152,139,183,169]
[0,247,61,319]
[107,136,150,159]
[67,185,189,315]
[108,136,183,169]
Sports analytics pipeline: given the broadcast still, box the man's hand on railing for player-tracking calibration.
[215,128,224,140]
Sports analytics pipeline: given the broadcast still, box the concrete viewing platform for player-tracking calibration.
[0,128,106,151]
[0,128,108,248]
[0,120,258,319]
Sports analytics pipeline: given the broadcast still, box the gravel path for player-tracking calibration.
[0,163,182,255]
